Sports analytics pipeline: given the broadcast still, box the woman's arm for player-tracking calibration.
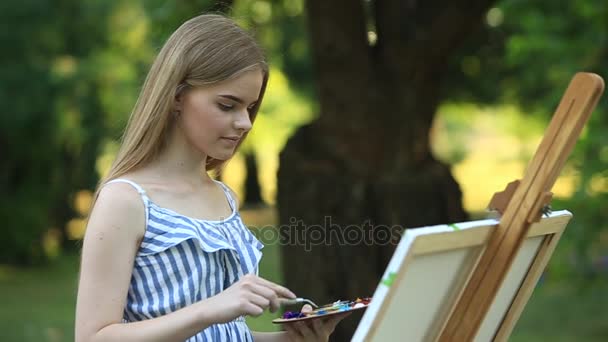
[75,183,216,342]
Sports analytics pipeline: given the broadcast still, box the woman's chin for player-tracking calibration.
[208,150,236,161]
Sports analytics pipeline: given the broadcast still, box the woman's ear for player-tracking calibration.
[174,91,184,112]
[174,83,188,112]
[171,92,184,119]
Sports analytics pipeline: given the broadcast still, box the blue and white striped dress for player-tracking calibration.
[106,178,264,341]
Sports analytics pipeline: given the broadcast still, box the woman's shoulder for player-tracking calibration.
[98,179,145,205]
[89,179,148,237]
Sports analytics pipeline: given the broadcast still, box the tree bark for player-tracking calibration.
[278,0,496,340]
[243,150,264,207]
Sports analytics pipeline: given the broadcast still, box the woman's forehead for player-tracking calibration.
[211,70,264,100]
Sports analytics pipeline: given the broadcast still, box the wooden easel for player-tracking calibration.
[437,72,604,341]
[351,72,604,341]
[351,210,574,341]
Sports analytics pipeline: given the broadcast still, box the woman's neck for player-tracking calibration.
[148,124,211,184]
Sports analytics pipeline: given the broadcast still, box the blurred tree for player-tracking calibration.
[275,1,606,338]
[443,0,608,277]
[142,0,223,44]
[243,151,265,207]
[0,0,234,264]
[277,1,498,339]
[0,0,115,264]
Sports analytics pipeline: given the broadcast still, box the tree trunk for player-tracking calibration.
[243,150,264,207]
[278,0,495,340]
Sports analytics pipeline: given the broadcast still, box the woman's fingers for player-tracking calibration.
[283,312,352,341]
[242,301,265,317]
[246,291,271,312]
[240,275,294,313]
[300,304,313,313]
[248,281,289,313]
[284,323,304,340]
[256,276,296,299]
[248,275,295,312]
[283,321,315,340]
[323,312,352,333]
[312,317,325,335]
[295,321,315,340]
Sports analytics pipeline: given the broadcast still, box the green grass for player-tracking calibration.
[510,280,608,342]
[0,255,79,342]
[245,226,284,333]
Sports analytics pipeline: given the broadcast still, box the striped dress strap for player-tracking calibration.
[213,180,237,210]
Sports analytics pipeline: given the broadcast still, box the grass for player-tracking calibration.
[244,207,284,333]
[510,280,608,342]
[0,207,606,341]
[0,255,79,342]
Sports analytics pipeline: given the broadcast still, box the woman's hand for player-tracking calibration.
[283,304,351,342]
[201,274,296,324]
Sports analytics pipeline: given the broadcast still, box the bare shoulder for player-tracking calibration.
[87,181,147,239]
[95,181,146,215]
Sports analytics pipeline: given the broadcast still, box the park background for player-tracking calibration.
[0,0,606,341]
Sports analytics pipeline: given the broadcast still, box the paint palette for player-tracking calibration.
[272,297,371,324]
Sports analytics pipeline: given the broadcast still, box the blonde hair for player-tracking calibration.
[99,14,267,191]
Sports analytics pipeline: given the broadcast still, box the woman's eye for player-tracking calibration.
[218,103,233,111]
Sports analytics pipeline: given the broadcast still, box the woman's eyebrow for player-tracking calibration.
[218,94,257,105]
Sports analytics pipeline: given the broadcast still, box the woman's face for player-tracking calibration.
[177,69,263,161]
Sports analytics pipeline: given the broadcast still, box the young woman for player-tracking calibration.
[75,14,347,342]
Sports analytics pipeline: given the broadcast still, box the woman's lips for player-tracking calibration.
[221,136,240,144]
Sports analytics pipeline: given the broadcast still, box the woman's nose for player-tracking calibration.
[234,110,252,132]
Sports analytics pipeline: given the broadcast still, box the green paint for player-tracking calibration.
[382,272,397,287]
[449,223,460,231]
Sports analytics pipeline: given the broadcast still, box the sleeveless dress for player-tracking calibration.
[106,178,264,341]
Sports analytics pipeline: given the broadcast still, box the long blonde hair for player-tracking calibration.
[101,14,268,191]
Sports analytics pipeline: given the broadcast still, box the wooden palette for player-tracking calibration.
[273,298,371,324]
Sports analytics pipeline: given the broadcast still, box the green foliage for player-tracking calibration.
[0,0,314,264]
[142,0,218,45]
[231,0,313,95]
[444,0,608,107]
[0,0,116,264]
[2,0,605,272]
[496,0,608,274]
[443,0,608,273]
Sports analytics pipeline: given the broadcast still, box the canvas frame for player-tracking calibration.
[352,211,571,342]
